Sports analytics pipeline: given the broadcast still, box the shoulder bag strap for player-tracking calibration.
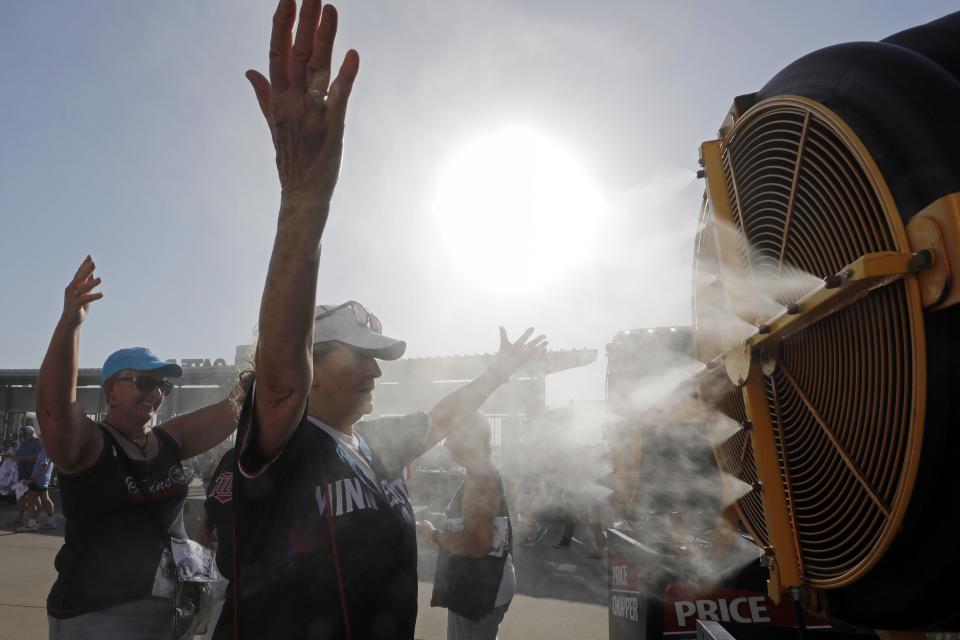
[319,462,353,640]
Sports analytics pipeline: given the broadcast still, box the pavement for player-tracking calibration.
[0,486,610,640]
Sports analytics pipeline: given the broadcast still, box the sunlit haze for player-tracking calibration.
[1,0,952,410]
[434,127,603,293]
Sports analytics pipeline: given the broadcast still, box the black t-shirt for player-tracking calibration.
[48,426,189,618]
[204,448,235,579]
[218,385,429,640]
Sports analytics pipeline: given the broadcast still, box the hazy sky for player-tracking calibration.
[1,1,954,408]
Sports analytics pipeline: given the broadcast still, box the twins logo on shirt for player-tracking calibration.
[381,478,414,523]
[208,471,233,504]
[380,478,411,508]
[314,477,412,518]
[315,478,382,516]
[124,464,190,502]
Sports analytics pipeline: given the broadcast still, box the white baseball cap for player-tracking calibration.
[313,301,406,361]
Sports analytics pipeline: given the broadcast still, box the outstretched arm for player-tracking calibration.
[34,257,105,473]
[159,375,252,460]
[246,0,360,459]
[159,399,238,460]
[421,327,547,455]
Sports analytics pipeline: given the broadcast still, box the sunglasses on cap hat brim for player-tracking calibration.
[313,301,405,360]
[315,301,382,334]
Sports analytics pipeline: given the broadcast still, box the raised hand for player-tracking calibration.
[490,327,548,381]
[62,256,103,329]
[246,0,360,205]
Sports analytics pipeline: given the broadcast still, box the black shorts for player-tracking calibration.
[27,483,48,493]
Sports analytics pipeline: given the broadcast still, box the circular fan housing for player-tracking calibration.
[696,94,926,586]
[693,12,960,631]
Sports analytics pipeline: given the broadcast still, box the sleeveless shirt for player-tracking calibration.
[47,426,190,618]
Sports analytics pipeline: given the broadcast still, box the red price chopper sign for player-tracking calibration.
[662,583,797,634]
[606,538,830,639]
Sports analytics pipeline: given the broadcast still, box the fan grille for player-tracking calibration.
[695,97,925,587]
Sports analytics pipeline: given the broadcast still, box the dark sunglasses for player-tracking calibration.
[315,300,383,334]
[118,376,174,396]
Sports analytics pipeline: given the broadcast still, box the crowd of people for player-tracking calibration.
[15,1,556,638]
[1,425,58,532]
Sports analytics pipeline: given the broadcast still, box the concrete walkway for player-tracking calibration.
[0,528,59,638]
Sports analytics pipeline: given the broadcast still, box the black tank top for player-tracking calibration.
[430,470,513,621]
[47,425,190,618]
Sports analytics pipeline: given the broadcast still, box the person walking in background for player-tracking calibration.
[2,425,42,528]
[417,413,516,640]
[552,491,580,550]
[17,444,57,532]
[0,443,20,506]
[585,495,614,559]
[12,426,42,475]
[554,507,577,549]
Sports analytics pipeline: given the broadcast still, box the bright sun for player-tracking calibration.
[433,127,604,293]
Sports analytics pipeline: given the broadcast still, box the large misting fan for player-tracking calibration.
[693,12,960,630]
